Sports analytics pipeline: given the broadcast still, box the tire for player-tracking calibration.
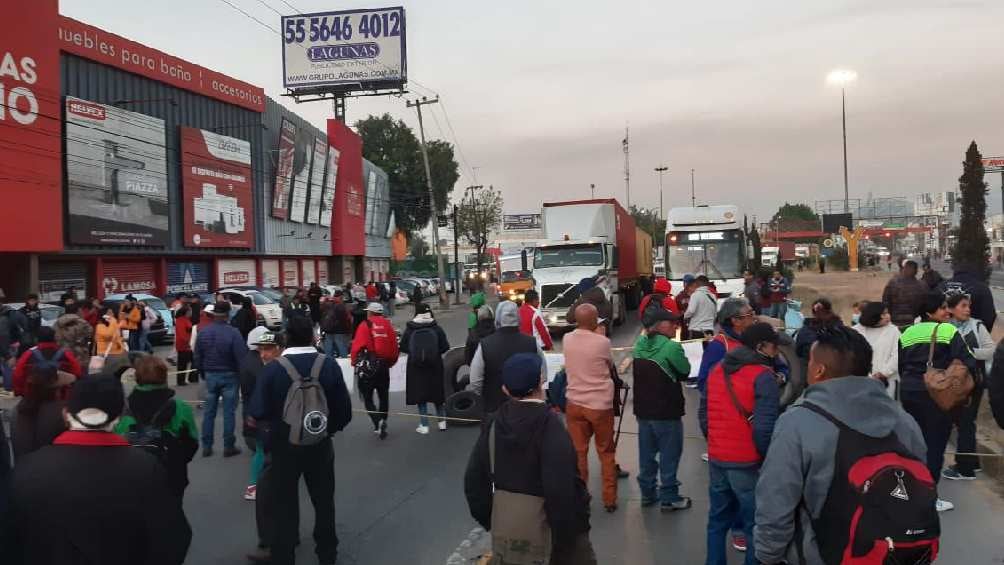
[444,390,483,426]
[777,340,805,407]
[613,295,626,327]
[442,346,468,396]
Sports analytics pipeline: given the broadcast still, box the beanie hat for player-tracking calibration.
[501,352,543,398]
[495,300,520,328]
[213,300,231,316]
[653,277,671,294]
[67,376,125,429]
[477,304,495,321]
[578,277,597,292]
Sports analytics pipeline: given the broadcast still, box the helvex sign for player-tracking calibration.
[57,17,265,112]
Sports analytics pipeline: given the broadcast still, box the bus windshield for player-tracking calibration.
[666,230,743,280]
[534,244,603,268]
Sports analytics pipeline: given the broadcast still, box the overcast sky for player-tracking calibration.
[63,0,1004,220]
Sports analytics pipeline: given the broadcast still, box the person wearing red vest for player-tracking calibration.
[351,302,400,439]
[517,290,553,351]
[638,277,680,321]
[700,322,781,565]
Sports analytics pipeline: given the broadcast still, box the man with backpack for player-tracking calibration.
[250,316,352,565]
[400,304,451,434]
[320,297,353,359]
[11,327,82,398]
[350,303,400,439]
[755,325,936,565]
[464,353,597,565]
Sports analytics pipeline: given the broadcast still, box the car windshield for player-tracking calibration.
[534,244,603,268]
[251,292,273,305]
[40,307,63,322]
[259,289,283,302]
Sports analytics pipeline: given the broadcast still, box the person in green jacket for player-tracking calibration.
[632,308,692,512]
[467,291,486,329]
[115,355,199,499]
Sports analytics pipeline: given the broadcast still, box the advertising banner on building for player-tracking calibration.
[65,96,169,246]
[306,138,327,224]
[282,259,300,288]
[320,147,339,227]
[102,261,158,296]
[181,127,254,248]
[318,260,329,284]
[0,0,63,252]
[503,214,542,231]
[218,258,257,287]
[261,259,280,288]
[281,7,407,92]
[288,136,314,223]
[328,120,366,255]
[166,261,210,294]
[271,118,297,220]
[301,259,316,286]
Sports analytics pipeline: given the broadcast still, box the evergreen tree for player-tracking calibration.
[952,141,989,278]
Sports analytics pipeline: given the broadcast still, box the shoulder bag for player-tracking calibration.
[923,323,974,412]
[488,421,551,565]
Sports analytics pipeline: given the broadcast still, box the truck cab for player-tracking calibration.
[533,238,621,329]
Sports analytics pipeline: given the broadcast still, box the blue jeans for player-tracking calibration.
[202,371,239,449]
[706,464,757,565]
[417,402,445,427]
[323,334,351,358]
[636,419,684,504]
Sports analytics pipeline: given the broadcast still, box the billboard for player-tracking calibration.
[320,147,339,227]
[328,120,366,255]
[65,97,169,246]
[822,213,852,234]
[181,127,254,248]
[271,118,297,220]
[282,7,407,92]
[288,135,315,223]
[503,214,542,231]
[306,137,327,224]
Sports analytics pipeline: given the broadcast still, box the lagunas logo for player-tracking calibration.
[307,43,380,62]
[67,99,106,120]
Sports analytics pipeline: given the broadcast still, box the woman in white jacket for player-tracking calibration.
[852,301,901,399]
[943,291,995,480]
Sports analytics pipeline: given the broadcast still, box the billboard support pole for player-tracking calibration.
[407,96,449,308]
[332,95,346,123]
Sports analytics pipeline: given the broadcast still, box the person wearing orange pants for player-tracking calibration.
[565,402,617,509]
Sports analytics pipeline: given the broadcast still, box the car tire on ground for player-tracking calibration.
[442,346,468,396]
[444,390,483,426]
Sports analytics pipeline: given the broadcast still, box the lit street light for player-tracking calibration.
[654,166,668,220]
[827,68,857,214]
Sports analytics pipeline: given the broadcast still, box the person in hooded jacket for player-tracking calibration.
[231,295,257,340]
[938,262,997,329]
[400,303,451,434]
[464,353,597,565]
[755,325,928,565]
[639,277,680,321]
[684,276,719,340]
[467,291,487,330]
[12,327,82,398]
[11,365,75,459]
[465,305,495,365]
[53,308,92,371]
[18,294,43,352]
[468,301,546,414]
[113,355,198,499]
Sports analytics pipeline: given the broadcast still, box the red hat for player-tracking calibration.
[653,277,671,294]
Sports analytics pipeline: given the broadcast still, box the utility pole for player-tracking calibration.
[841,87,849,214]
[690,168,696,207]
[654,165,668,220]
[453,204,461,305]
[623,126,631,208]
[406,96,448,307]
[590,183,595,199]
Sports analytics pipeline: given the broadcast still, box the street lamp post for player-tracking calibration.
[654,166,668,220]
[827,69,857,214]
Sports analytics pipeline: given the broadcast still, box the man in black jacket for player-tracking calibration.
[464,353,596,565]
[9,376,191,565]
[468,301,544,413]
[939,263,997,329]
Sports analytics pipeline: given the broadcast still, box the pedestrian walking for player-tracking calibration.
[898,292,980,512]
[765,271,791,321]
[684,275,718,340]
[10,359,75,458]
[9,377,192,565]
[755,325,937,565]
[468,300,543,414]
[676,274,697,335]
[942,290,994,480]
[12,327,82,397]
[852,301,901,398]
[350,302,399,439]
[882,260,928,330]
[464,353,597,565]
[92,305,127,376]
[307,281,324,327]
[742,271,761,315]
[195,301,248,457]
[53,309,92,371]
[114,355,198,499]
[320,298,354,358]
[518,289,554,351]
[174,304,195,386]
[250,316,352,565]
[400,303,451,433]
[700,322,782,565]
[563,303,619,512]
[633,307,692,512]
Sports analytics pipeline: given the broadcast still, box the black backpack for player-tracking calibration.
[800,402,939,565]
[124,399,174,465]
[641,294,669,326]
[409,327,440,367]
[30,347,65,380]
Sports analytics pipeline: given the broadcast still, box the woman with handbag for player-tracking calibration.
[92,306,127,375]
[897,292,980,513]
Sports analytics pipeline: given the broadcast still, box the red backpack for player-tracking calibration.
[367,317,399,365]
[800,402,939,565]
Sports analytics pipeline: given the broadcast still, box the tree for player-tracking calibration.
[769,202,822,239]
[748,225,762,270]
[355,114,460,235]
[409,233,429,257]
[629,206,666,248]
[456,185,504,287]
[952,141,989,277]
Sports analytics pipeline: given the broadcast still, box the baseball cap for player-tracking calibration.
[501,352,543,398]
[213,300,231,315]
[642,307,681,328]
[682,274,696,286]
[253,331,278,347]
[67,376,125,429]
[740,322,780,349]
[247,326,269,349]
[365,302,384,314]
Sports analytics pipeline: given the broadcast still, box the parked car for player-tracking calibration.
[395,279,423,301]
[223,285,286,304]
[6,303,64,329]
[103,293,173,344]
[215,288,283,330]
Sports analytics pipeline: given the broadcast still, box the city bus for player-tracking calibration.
[665,205,747,299]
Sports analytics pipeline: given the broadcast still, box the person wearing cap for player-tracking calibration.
[638,277,680,322]
[632,307,692,512]
[350,302,400,438]
[251,316,352,565]
[701,322,782,565]
[113,355,198,499]
[240,327,280,502]
[11,326,82,398]
[195,300,248,458]
[464,353,597,565]
[10,377,192,565]
[468,300,545,414]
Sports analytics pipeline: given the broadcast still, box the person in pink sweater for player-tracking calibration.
[563,303,618,512]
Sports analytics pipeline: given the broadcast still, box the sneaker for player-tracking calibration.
[685,381,699,389]
[660,497,692,513]
[974,465,984,473]
[202,446,213,457]
[935,498,955,512]
[379,419,388,440]
[616,465,629,479]
[438,420,448,431]
[224,446,242,458]
[415,425,430,435]
[942,466,975,481]
[701,453,709,462]
[640,496,658,507]
[732,533,747,552]
[604,504,618,513]
[244,485,257,501]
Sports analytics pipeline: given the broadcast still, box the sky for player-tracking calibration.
[61,0,1004,221]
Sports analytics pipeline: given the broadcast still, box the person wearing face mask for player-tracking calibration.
[851,301,901,399]
[701,322,781,565]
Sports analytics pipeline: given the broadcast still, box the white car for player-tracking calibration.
[217,288,283,330]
